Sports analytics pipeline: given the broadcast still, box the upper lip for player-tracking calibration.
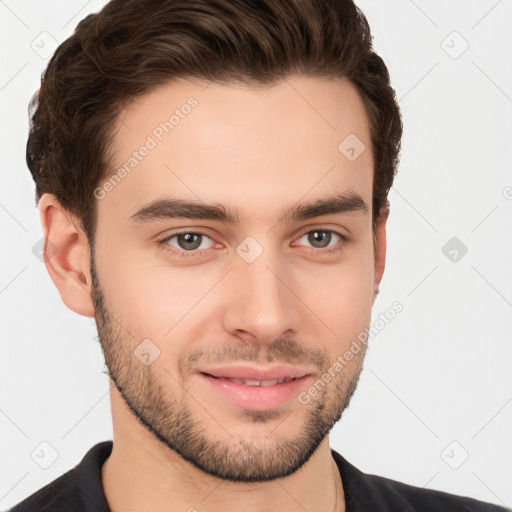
[198,364,313,381]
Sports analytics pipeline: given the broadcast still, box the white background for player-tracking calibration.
[1,0,511,509]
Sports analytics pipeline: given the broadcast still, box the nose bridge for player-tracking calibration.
[223,240,299,342]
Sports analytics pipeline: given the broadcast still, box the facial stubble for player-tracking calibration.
[89,250,366,482]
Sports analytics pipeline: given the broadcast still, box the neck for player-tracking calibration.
[101,390,345,512]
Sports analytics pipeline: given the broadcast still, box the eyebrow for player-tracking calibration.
[129,192,368,225]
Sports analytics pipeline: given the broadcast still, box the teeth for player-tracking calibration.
[221,377,291,386]
[244,379,263,386]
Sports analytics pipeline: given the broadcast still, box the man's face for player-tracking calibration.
[90,76,382,482]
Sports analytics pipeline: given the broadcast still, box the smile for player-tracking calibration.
[196,365,314,410]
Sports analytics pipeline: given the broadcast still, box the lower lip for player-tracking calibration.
[199,373,312,411]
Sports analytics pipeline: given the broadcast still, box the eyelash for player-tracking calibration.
[156,228,350,258]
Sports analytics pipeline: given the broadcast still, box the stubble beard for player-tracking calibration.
[90,254,365,482]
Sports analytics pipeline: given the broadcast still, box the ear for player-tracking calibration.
[373,202,389,303]
[38,193,95,317]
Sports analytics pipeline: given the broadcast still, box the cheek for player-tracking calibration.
[307,270,373,337]
[95,242,225,339]
[297,241,375,342]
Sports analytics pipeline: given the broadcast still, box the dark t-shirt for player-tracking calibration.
[7,441,510,511]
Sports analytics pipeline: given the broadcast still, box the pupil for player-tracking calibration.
[309,231,330,248]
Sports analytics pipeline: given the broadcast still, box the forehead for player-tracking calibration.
[100,76,373,225]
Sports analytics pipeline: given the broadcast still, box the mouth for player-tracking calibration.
[196,364,314,410]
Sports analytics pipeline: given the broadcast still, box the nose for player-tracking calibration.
[222,244,302,345]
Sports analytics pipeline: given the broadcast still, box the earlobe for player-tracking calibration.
[373,202,389,301]
[38,194,95,317]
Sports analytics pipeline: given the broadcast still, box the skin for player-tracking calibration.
[39,75,388,512]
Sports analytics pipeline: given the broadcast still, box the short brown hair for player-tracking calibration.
[26,0,402,245]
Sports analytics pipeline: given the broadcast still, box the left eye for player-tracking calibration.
[296,230,341,249]
[165,232,214,251]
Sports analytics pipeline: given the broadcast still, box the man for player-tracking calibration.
[10,0,509,510]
